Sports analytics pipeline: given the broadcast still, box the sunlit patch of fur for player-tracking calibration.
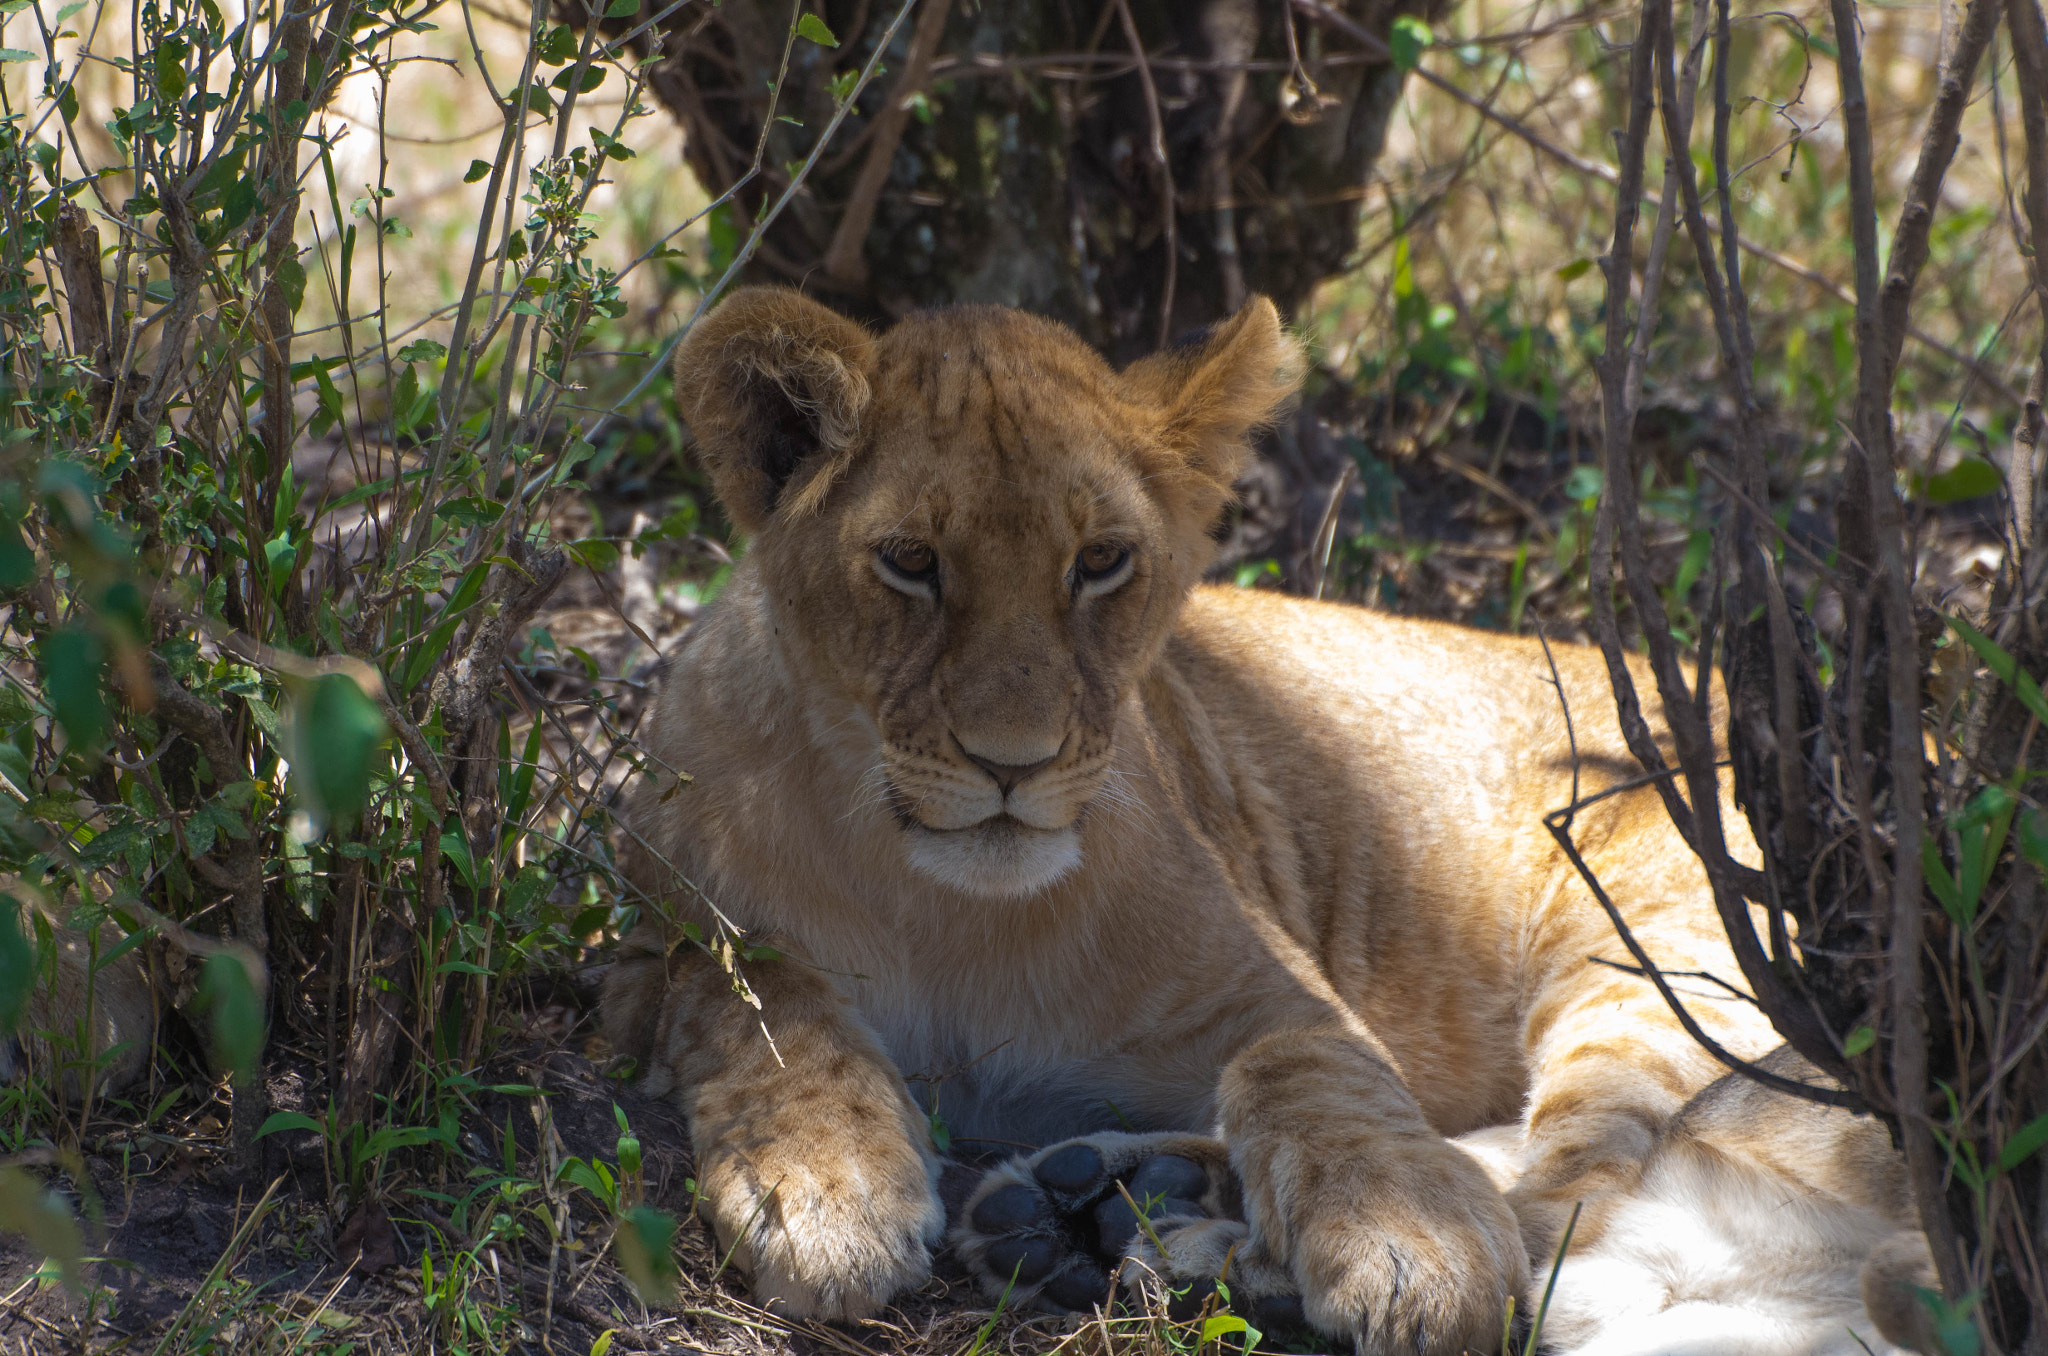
[1536,1135,1926,1356]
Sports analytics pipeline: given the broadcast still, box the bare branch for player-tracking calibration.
[820,0,954,288]
[2008,0,2048,555]
[1114,0,1178,350]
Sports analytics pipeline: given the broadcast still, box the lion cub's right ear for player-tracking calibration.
[671,287,874,532]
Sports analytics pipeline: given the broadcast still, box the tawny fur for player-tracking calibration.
[602,288,1926,1354]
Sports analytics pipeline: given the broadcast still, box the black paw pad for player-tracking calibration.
[986,1235,1061,1286]
[1033,1143,1105,1196]
[964,1142,1229,1316]
[971,1183,1043,1235]
[1092,1189,1205,1255]
[1125,1154,1207,1201]
[1042,1257,1112,1311]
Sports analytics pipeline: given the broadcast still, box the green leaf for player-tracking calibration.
[219,177,260,233]
[1999,1114,2048,1174]
[264,533,297,596]
[1554,258,1594,282]
[396,338,446,364]
[2020,808,2048,873]
[153,36,187,97]
[0,894,33,1034]
[564,537,619,571]
[41,626,106,754]
[438,827,477,888]
[0,1166,82,1293]
[290,672,389,833]
[552,437,596,488]
[433,495,502,527]
[537,23,576,63]
[0,49,35,64]
[552,64,606,92]
[1946,616,2048,727]
[1923,838,1972,927]
[1842,1025,1875,1058]
[1199,1314,1250,1343]
[276,256,306,314]
[1917,1287,1983,1356]
[615,1206,678,1304]
[795,12,838,46]
[256,1111,327,1140]
[0,494,35,589]
[1564,464,1604,504]
[605,0,637,14]
[392,364,420,434]
[198,950,264,1085]
[463,158,493,183]
[1389,14,1432,69]
[1916,457,2003,504]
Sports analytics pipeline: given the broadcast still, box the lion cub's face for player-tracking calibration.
[674,290,1302,898]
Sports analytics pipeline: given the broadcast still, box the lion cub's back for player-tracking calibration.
[1170,585,1617,817]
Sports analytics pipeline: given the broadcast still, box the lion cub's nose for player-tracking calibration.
[962,750,1056,794]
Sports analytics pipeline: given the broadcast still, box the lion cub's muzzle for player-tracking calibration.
[876,734,1110,898]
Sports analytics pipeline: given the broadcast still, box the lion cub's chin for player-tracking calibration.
[904,818,1082,899]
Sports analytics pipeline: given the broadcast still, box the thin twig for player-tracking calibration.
[1114,0,1177,350]
[821,0,954,287]
[1290,0,2025,405]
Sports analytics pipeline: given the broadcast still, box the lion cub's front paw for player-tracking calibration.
[1262,1134,1529,1356]
[952,1132,1239,1312]
[697,1114,943,1321]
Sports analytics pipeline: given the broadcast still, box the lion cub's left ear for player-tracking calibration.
[1119,296,1306,493]
[672,287,874,533]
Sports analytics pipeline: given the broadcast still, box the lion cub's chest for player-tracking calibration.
[816,924,1224,1145]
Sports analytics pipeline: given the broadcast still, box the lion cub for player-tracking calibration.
[602,288,1928,1355]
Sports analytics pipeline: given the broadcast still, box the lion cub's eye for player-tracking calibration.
[875,541,938,596]
[1075,542,1132,596]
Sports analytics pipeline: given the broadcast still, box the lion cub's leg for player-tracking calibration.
[602,929,944,1321]
[1508,840,1782,1259]
[958,1029,1528,1356]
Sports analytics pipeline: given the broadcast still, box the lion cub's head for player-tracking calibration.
[674,289,1303,898]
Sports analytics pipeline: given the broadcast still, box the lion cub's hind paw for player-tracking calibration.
[952,1132,1237,1312]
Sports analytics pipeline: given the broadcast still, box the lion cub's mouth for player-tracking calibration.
[902,815,1082,899]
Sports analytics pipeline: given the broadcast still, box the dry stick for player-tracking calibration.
[1113,0,1177,350]
[821,0,955,288]
[1597,0,1837,1081]
[258,1,316,538]
[1531,626,1859,1107]
[1288,0,2024,408]
[1652,0,1842,1067]
[1829,0,1978,1309]
[2009,0,2048,557]
[583,0,920,444]
[1878,0,2004,390]
[1587,0,1698,852]
[1205,1,1256,313]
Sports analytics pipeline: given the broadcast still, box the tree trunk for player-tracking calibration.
[624,0,1438,362]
